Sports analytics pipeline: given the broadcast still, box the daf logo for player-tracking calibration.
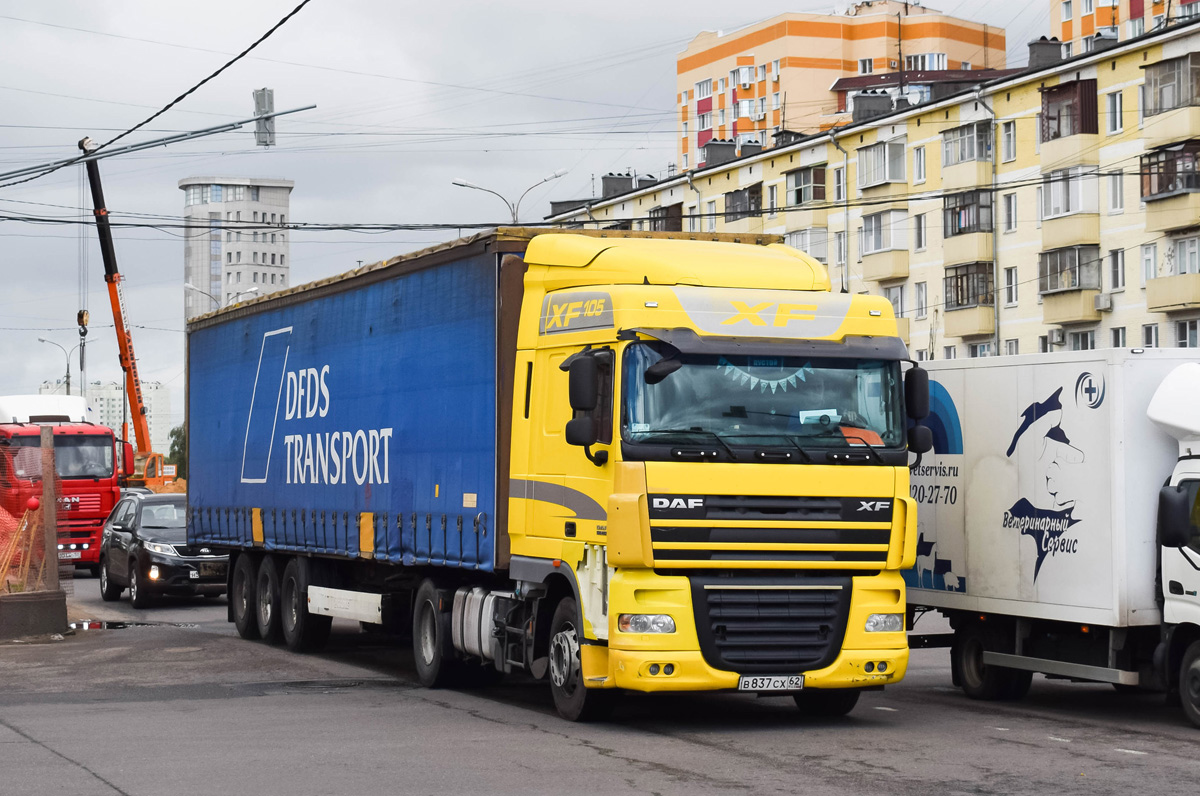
[858,500,891,512]
[652,497,704,510]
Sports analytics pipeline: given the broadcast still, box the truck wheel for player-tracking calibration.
[129,561,153,608]
[231,554,261,640]
[255,556,283,644]
[98,557,122,601]
[1179,641,1200,727]
[280,557,331,652]
[548,596,614,722]
[413,579,457,688]
[793,689,861,717]
[953,624,1005,700]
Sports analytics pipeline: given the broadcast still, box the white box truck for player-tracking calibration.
[907,349,1200,726]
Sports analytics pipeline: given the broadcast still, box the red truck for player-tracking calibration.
[0,396,129,575]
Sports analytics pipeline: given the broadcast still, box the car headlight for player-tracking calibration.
[865,613,904,633]
[145,542,178,556]
[618,614,676,634]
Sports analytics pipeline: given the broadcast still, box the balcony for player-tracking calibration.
[1144,106,1200,150]
[1042,213,1099,251]
[1042,291,1099,325]
[942,160,991,192]
[784,205,828,229]
[945,305,995,338]
[861,248,909,282]
[859,179,909,208]
[1147,272,1200,312]
[1040,134,1100,171]
[1145,192,1200,233]
[943,232,993,266]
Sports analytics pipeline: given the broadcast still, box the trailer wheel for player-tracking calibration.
[255,556,283,644]
[280,557,331,653]
[548,596,614,722]
[98,557,122,602]
[231,554,261,640]
[1179,641,1200,727]
[413,579,457,688]
[953,623,1007,700]
[793,689,861,718]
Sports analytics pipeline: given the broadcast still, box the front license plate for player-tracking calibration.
[58,551,82,560]
[738,674,804,692]
[189,570,199,579]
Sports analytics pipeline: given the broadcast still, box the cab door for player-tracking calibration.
[106,499,137,582]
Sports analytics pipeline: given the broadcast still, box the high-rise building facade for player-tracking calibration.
[555,19,1200,360]
[1048,0,1200,58]
[179,176,294,321]
[39,380,172,454]
[676,1,1006,168]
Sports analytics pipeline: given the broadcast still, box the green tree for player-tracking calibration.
[167,424,187,480]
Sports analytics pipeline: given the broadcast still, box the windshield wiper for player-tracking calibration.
[634,429,737,459]
[718,433,814,463]
[802,429,887,464]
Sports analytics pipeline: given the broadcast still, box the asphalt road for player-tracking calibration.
[1,572,1197,796]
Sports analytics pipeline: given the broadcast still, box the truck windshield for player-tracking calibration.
[622,342,904,454]
[2,435,114,479]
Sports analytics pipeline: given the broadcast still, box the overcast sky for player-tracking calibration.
[0,0,1046,430]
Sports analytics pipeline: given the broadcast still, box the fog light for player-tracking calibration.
[865,613,904,633]
[57,544,64,550]
[148,565,160,580]
[82,543,89,550]
[663,664,675,675]
[649,664,660,675]
[69,544,77,550]
[618,614,676,633]
[878,661,888,673]
[864,661,875,673]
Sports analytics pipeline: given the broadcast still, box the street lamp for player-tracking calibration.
[184,282,258,309]
[451,168,568,224]
[37,338,80,396]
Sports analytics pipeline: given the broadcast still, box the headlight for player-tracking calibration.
[145,542,178,556]
[865,613,904,633]
[618,614,676,633]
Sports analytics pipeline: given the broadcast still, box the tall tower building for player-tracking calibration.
[179,177,295,321]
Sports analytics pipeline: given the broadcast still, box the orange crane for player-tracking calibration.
[79,138,171,491]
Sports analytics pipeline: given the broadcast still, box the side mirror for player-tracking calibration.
[122,442,135,476]
[1158,484,1198,548]
[568,357,598,411]
[908,424,933,454]
[566,417,598,447]
[905,366,930,421]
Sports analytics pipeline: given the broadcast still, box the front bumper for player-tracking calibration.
[139,553,228,594]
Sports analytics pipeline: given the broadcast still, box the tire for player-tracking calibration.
[548,596,614,722]
[280,557,331,653]
[953,622,1028,701]
[231,554,261,640]
[255,556,283,644]
[793,689,861,717]
[412,579,457,688]
[1179,640,1200,728]
[98,557,122,602]
[129,561,153,609]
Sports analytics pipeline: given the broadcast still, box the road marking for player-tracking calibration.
[993,727,1009,732]
[873,706,898,712]
[1048,736,1072,743]
[1114,749,1148,756]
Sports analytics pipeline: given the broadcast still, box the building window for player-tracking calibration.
[1069,330,1096,350]
[1177,320,1198,348]
[1005,339,1019,356]
[1039,246,1102,293]
[905,53,947,71]
[757,64,767,82]
[884,285,904,317]
[723,184,762,222]
[962,61,972,70]
[697,113,712,130]
[1108,172,1124,213]
[1003,192,1018,232]
[252,272,258,283]
[861,211,906,254]
[859,58,874,75]
[914,213,927,250]
[1063,0,1073,20]
[253,252,258,263]
[253,231,259,242]
[786,165,826,206]
[942,123,992,167]
[969,342,993,358]
[1144,54,1200,117]
[280,255,285,266]
[784,228,829,263]
[226,252,232,263]
[1175,236,1200,274]
[914,281,928,318]
[772,60,780,80]
[1001,121,1016,162]
[682,154,689,169]
[271,273,277,285]
[1143,323,1159,347]
[1062,41,1074,59]
[772,92,781,110]
[1109,249,1126,290]
[1129,17,1145,38]
[943,345,958,360]
[686,205,697,232]
[1083,0,1094,13]
[705,200,716,232]
[1141,143,1200,201]
[1106,91,1124,134]
[270,253,276,265]
[250,186,260,201]
[1142,243,1158,285]
[1111,327,1127,348]
[913,146,926,184]
[682,121,688,138]
[1041,80,1099,141]
[944,263,994,310]
[943,190,993,236]
[695,79,712,99]
[236,251,241,263]
[767,185,778,217]
[1039,335,1050,353]
[253,211,259,222]
[856,140,905,188]
[738,99,754,118]
[1004,266,1018,305]
[835,231,847,266]
[833,167,846,202]
[1041,167,1086,219]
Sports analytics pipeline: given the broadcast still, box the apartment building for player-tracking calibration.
[39,380,172,454]
[554,19,1200,359]
[1049,0,1200,57]
[676,1,1006,168]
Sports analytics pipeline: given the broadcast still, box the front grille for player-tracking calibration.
[691,575,851,673]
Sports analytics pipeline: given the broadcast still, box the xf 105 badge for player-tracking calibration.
[540,291,614,334]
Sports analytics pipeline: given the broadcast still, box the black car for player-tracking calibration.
[98,492,227,607]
